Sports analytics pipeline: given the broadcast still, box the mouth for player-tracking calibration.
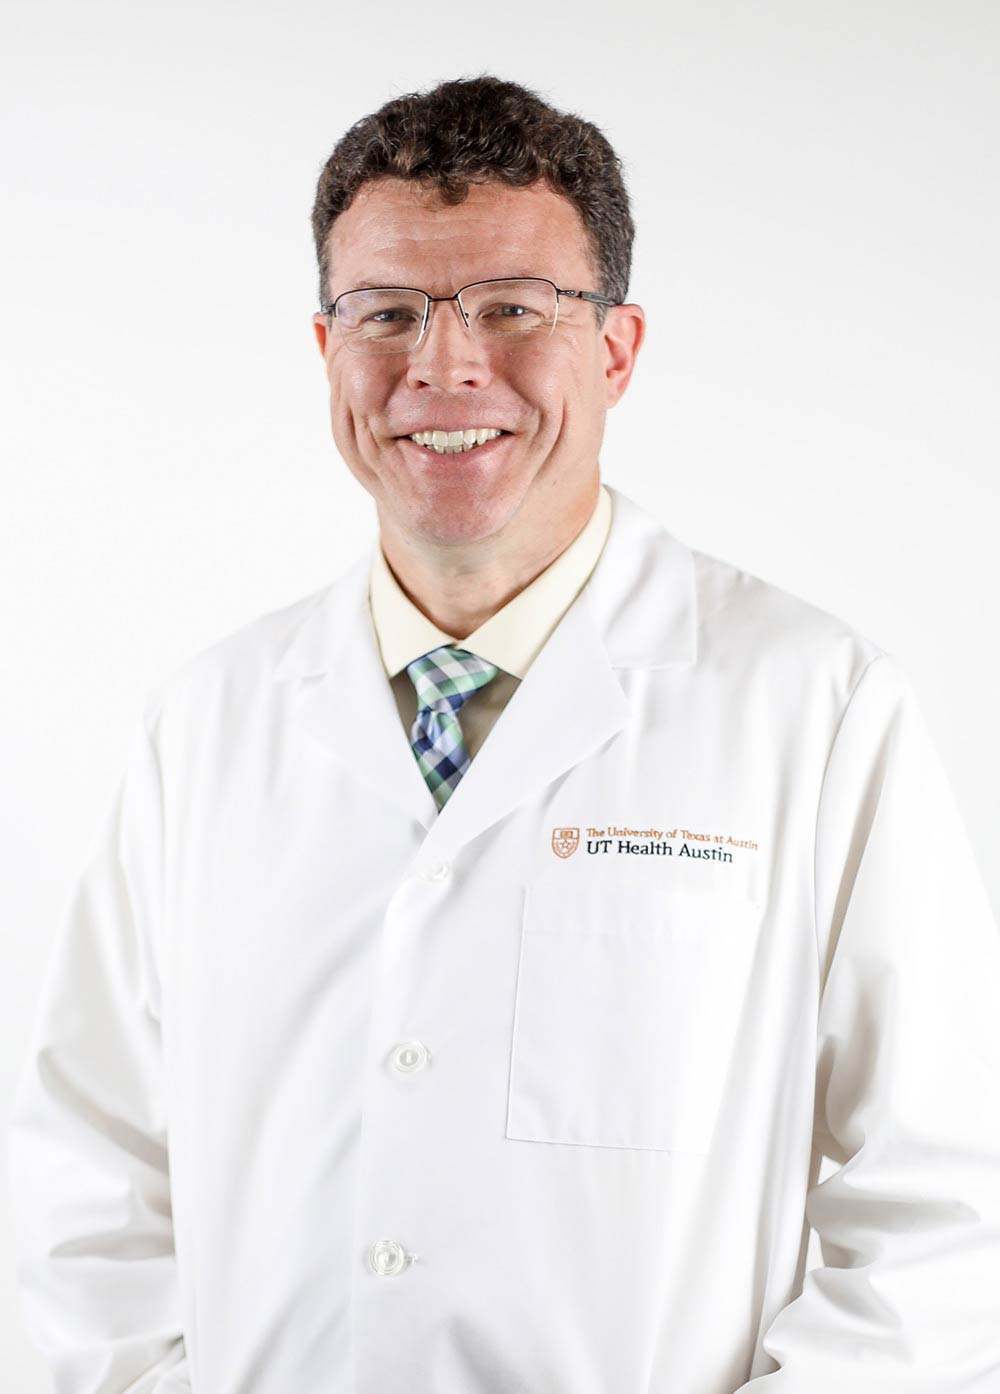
[396,428,513,457]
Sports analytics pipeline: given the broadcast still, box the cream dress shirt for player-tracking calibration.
[369,483,612,760]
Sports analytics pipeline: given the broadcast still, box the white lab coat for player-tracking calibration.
[8,483,1000,1394]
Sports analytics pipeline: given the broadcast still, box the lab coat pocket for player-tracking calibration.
[505,877,761,1154]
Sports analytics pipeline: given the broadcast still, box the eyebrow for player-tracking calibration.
[343,274,547,292]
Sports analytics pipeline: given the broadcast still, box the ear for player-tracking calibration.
[312,311,330,356]
[601,304,646,407]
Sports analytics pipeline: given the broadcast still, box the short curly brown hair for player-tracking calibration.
[310,74,635,329]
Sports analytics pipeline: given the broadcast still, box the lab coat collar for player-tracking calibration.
[272,484,697,856]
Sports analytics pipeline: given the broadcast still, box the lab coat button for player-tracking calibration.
[418,860,450,881]
[391,1040,430,1073]
[367,1238,412,1276]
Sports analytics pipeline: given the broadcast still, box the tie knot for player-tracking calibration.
[406,644,499,714]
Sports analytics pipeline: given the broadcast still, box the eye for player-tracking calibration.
[365,308,419,324]
[485,303,529,318]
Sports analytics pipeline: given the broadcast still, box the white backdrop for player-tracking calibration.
[3,0,998,1385]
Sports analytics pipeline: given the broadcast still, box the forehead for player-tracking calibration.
[325,177,594,294]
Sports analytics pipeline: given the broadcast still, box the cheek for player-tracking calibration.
[329,363,390,440]
[506,352,571,414]
[509,350,592,433]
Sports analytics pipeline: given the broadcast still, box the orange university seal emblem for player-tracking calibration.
[551,827,580,858]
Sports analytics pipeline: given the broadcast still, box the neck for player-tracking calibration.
[377,479,600,639]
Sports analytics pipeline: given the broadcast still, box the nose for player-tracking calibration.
[404,296,493,391]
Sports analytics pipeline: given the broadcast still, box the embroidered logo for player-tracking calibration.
[551,827,580,859]
[550,823,760,863]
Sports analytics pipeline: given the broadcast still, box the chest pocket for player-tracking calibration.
[505,876,761,1154]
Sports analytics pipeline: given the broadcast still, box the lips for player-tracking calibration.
[397,432,513,463]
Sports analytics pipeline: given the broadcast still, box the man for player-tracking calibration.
[8,74,1000,1394]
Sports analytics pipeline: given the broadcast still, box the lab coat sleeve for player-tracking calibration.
[6,701,192,1393]
[736,652,1000,1394]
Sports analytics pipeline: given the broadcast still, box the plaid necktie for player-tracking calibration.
[407,644,500,810]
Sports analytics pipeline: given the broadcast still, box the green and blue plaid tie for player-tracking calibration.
[407,644,500,810]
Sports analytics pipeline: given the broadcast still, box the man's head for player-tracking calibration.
[310,75,644,558]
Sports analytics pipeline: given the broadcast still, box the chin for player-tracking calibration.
[404,479,523,547]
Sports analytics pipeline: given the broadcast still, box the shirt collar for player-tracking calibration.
[369,483,613,680]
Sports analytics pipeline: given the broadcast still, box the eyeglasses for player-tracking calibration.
[320,276,620,356]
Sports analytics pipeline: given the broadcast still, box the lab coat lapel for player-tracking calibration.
[272,549,438,831]
[425,485,700,858]
[425,580,630,854]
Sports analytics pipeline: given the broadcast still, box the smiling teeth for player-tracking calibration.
[409,428,504,454]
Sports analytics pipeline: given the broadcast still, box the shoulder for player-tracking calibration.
[139,579,337,733]
[689,540,897,711]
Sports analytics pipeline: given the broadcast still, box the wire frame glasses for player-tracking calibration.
[321,277,619,355]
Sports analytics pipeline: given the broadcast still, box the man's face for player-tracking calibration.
[312,176,644,549]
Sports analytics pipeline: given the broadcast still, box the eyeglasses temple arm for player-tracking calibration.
[557,289,621,307]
